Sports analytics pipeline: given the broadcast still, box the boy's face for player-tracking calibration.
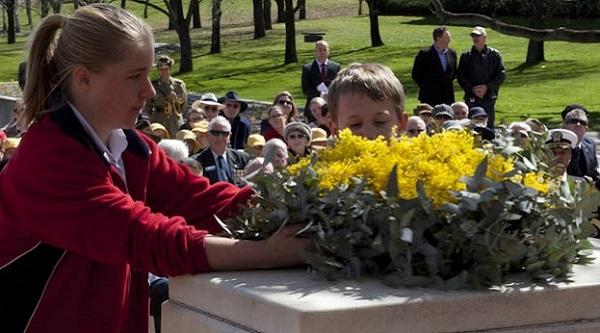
[335,93,406,140]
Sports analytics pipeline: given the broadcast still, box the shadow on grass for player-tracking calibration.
[505,59,597,88]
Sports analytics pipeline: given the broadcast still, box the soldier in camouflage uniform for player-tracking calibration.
[144,55,188,138]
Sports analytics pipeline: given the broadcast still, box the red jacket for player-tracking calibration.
[0,105,253,333]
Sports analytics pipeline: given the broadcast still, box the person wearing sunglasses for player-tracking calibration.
[197,92,225,122]
[194,116,249,187]
[260,91,298,135]
[284,122,312,161]
[562,107,600,190]
[273,91,298,122]
[220,91,252,150]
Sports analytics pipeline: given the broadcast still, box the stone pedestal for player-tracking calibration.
[163,240,600,333]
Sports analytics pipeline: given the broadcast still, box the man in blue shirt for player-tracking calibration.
[411,26,458,106]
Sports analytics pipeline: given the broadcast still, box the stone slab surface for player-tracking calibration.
[164,239,600,333]
[162,300,250,333]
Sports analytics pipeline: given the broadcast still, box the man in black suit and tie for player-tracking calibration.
[301,40,341,122]
[562,106,600,190]
[411,26,457,107]
[194,116,250,187]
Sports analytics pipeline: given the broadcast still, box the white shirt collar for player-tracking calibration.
[211,149,227,161]
[317,59,329,66]
[68,101,128,178]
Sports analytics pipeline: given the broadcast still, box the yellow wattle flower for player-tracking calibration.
[291,129,552,206]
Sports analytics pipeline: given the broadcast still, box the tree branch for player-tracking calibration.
[429,0,600,43]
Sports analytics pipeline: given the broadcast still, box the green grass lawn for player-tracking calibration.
[1,2,599,127]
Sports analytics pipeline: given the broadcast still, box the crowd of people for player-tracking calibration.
[0,4,597,333]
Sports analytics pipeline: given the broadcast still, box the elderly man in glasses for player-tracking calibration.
[194,116,249,187]
[561,105,600,189]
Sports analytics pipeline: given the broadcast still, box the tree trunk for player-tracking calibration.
[176,25,193,72]
[367,1,383,47]
[2,10,5,33]
[121,0,126,9]
[41,0,49,19]
[283,0,297,64]
[298,0,306,19]
[253,0,266,39]
[14,3,20,33]
[275,0,284,23]
[264,0,272,30]
[144,0,149,18]
[526,40,545,64]
[50,0,61,14]
[210,0,222,54]
[190,0,201,28]
[7,0,16,44]
[74,0,78,9]
[26,0,32,26]
[358,0,363,15]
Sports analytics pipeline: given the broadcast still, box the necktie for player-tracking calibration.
[217,156,229,182]
[320,63,327,81]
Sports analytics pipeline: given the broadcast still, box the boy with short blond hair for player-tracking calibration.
[327,63,407,139]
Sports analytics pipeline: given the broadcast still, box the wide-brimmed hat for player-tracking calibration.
[198,93,225,110]
[176,129,201,154]
[191,121,209,134]
[247,134,266,149]
[219,91,248,112]
[473,126,495,141]
[311,127,328,144]
[150,123,170,138]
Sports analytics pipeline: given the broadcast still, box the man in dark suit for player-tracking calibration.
[301,40,341,122]
[194,116,250,187]
[562,106,600,190]
[411,26,457,107]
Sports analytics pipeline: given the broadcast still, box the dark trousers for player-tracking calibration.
[466,97,496,128]
[150,277,169,333]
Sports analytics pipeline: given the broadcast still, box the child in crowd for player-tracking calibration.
[326,63,407,139]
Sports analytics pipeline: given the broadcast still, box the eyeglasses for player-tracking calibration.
[407,129,424,135]
[288,134,306,140]
[278,100,292,106]
[204,106,219,112]
[209,130,230,137]
[567,119,588,127]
